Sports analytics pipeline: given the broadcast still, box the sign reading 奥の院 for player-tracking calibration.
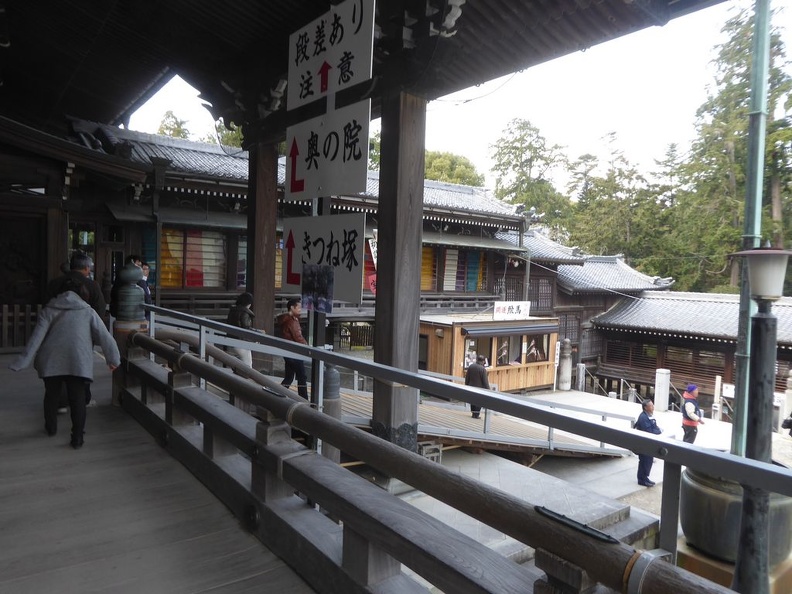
[285,99,370,200]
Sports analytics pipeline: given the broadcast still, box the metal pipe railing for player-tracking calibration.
[143,306,792,496]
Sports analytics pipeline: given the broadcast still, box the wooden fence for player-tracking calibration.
[0,304,40,353]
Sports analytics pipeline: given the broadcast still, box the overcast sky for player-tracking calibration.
[129,0,791,188]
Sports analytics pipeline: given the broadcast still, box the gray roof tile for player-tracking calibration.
[79,122,251,183]
[70,121,522,219]
[522,231,585,264]
[592,291,792,347]
[558,256,674,294]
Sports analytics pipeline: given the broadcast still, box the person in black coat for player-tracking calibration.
[465,354,490,419]
[635,398,662,487]
[226,292,256,367]
[46,252,106,318]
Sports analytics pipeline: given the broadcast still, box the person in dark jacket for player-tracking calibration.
[635,398,662,487]
[278,297,308,399]
[465,354,490,419]
[138,263,153,304]
[226,292,256,367]
[10,280,120,449]
[46,252,106,318]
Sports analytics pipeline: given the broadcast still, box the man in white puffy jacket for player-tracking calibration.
[10,285,120,449]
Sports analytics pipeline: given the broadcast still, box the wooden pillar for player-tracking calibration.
[149,157,171,307]
[46,205,67,281]
[247,143,278,334]
[372,91,425,452]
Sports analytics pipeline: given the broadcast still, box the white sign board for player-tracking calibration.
[287,0,375,111]
[493,301,531,321]
[285,99,370,200]
[282,213,366,303]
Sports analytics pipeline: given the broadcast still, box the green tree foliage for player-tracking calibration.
[369,130,381,171]
[369,130,485,185]
[157,110,190,139]
[425,151,485,186]
[657,7,792,291]
[566,137,664,264]
[200,119,244,148]
[554,8,792,292]
[490,118,571,227]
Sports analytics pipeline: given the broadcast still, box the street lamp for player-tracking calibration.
[732,247,792,594]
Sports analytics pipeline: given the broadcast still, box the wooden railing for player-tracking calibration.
[110,306,791,593]
[158,290,499,322]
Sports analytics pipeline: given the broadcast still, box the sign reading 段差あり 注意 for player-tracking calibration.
[287,0,374,112]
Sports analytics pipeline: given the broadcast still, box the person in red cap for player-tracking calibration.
[681,384,704,444]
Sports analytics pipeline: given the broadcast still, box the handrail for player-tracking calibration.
[124,330,737,594]
[583,365,611,396]
[129,306,792,592]
[143,305,792,495]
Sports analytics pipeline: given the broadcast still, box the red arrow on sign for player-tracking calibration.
[285,230,301,286]
[318,61,332,93]
[289,138,305,194]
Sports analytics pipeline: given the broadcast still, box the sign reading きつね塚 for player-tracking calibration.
[282,213,366,304]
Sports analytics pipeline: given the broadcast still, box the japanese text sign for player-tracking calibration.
[287,0,374,111]
[493,301,532,321]
[285,99,370,200]
[282,213,366,303]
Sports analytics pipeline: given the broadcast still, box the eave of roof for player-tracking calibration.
[522,231,585,264]
[558,256,675,295]
[0,116,148,183]
[592,291,792,348]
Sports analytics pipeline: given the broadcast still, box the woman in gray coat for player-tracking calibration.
[10,283,121,449]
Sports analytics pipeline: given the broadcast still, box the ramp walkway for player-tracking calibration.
[0,355,312,594]
[340,389,631,458]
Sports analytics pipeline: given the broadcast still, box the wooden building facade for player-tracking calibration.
[419,313,559,393]
[590,291,792,412]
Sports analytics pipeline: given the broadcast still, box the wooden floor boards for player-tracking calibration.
[0,357,314,594]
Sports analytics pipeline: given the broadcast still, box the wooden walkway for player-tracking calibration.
[0,355,313,594]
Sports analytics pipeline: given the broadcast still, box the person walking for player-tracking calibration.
[226,292,257,367]
[465,354,490,419]
[46,251,106,411]
[46,251,106,318]
[681,384,704,444]
[635,398,662,487]
[9,278,120,449]
[278,297,308,399]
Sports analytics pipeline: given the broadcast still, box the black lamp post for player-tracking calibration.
[732,247,792,594]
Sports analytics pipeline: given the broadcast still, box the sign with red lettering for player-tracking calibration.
[282,213,366,303]
[287,0,374,111]
[285,99,370,200]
